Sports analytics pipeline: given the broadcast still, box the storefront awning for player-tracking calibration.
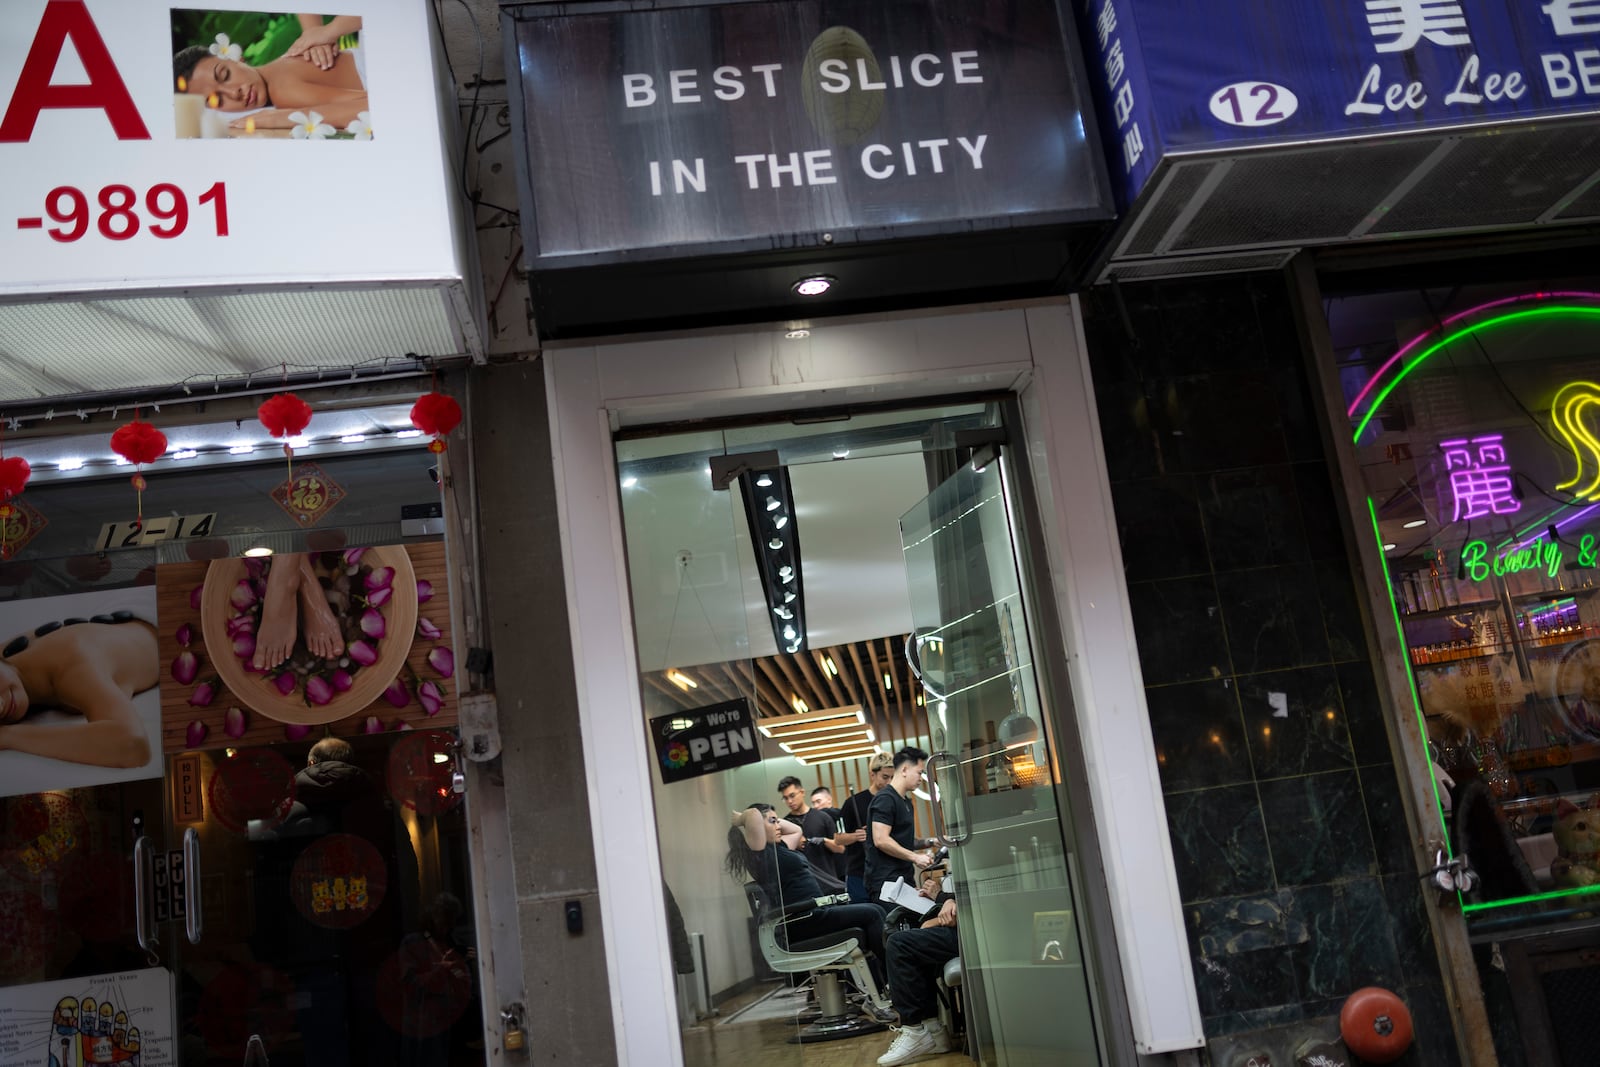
[1,1,481,407]
[1080,0,1600,281]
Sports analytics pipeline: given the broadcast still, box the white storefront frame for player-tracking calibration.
[543,298,1205,1064]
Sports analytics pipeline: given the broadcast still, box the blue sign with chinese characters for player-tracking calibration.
[1080,0,1600,207]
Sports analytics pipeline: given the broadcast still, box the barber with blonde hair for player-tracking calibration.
[838,751,895,903]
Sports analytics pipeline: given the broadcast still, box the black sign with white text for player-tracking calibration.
[508,0,1108,266]
[651,697,762,784]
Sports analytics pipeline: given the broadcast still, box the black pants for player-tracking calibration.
[887,925,959,1025]
[784,902,888,987]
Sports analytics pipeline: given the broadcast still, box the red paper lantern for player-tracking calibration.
[258,393,314,440]
[410,392,462,454]
[0,456,29,561]
[0,456,27,503]
[109,419,167,466]
[258,392,314,485]
[109,419,168,526]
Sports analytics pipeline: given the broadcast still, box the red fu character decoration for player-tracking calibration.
[0,451,29,562]
[409,390,461,455]
[109,417,167,529]
[258,392,314,485]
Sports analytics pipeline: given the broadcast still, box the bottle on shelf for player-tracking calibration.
[984,720,1015,793]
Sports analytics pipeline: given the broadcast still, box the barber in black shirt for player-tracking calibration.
[864,746,935,906]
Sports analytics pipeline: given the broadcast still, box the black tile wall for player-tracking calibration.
[1084,276,1454,1063]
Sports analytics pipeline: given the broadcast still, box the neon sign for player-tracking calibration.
[1347,292,1600,430]
[1441,434,1520,520]
[1350,303,1600,443]
[1460,533,1598,582]
[1553,381,1600,501]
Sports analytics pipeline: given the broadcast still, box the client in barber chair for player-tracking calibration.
[728,803,891,993]
[876,876,960,1066]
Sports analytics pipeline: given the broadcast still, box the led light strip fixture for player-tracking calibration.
[738,466,808,655]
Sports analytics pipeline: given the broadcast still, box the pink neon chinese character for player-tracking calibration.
[1441,435,1520,521]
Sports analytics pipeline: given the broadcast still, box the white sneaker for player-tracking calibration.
[877,1021,951,1065]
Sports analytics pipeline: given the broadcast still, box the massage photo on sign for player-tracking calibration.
[171,10,371,139]
[0,587,162,798]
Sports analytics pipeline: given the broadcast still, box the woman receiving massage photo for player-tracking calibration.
[0,613,156,769]
[175,15,367,132]
[727,803,893,1004]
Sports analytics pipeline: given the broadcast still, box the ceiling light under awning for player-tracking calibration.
[757,705,866,738]
[779,732,876,756]
[796,744,883,767]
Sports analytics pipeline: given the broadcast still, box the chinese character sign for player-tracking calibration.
[1442,434,1522,520]
[1365,1,1472,52]
[1098,0,1600,176]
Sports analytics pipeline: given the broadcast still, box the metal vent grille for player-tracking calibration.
[1555,173,1600,220]
[1105,250,1293,282]
[1173,140,1445,251]
[0,286,466,406]
[1121,161,1216,257]
[1371,125,1600,234]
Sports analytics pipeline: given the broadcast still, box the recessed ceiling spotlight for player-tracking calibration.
[243,547,274,557]
[1383,543,1398,551]
[785,329,811,340]
[768,537,784,550]
[792,275,836,297]
[773,515,788,529]
[833,449,850,459]
[756,474,773,487]
[56,458,85,471]
[765,496,781,511]
[1402,519,1428,529]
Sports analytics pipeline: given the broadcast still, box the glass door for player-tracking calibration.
[899,454,1102,1066]
[160,729,482,1067]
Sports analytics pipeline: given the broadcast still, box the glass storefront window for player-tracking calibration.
[1330,285,1600,1065]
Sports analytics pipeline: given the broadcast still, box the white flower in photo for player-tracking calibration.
[288,110,335,140]
[345,111,373,141]
[209,33,242,61]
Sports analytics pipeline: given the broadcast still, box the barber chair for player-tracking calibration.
[939,956,966,1051]
[743,883,891,1044]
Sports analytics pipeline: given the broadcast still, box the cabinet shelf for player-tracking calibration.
[1399,599,1501,621]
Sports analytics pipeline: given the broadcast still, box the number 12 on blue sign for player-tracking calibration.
[1209,81,1299,127]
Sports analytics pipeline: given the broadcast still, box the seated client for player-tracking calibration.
[876,880,960,1066]
[727,803,889,989]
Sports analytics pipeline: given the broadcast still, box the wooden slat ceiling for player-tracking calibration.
[644,633,934,798]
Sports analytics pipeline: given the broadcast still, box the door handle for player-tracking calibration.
[133,835,159,963]
[184,827,202,944]
[926,752,969,846]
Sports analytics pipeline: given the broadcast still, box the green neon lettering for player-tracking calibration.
[1460,538,1565,581]
[1582,534,1598,569]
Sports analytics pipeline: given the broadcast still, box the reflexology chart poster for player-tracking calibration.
[156,542,458,753]
[0,586,162,799]
[0,966,174,1066]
